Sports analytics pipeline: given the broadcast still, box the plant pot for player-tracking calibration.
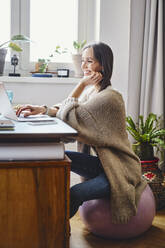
[0,48,7,75]
[71,54,83,78]
[141,158,165,210]
[132,143,154,161]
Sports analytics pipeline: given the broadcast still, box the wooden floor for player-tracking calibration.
[70,209,165,248]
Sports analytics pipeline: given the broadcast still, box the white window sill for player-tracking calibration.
[0,76,81,85]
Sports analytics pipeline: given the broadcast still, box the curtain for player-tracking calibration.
[127,0,164,121]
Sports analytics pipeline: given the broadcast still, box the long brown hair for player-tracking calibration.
[83,42,113,91]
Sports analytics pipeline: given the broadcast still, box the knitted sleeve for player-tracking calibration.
[56,88,129,148]
[56,94,107,146]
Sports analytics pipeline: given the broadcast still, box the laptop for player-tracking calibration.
[0,82,56,122]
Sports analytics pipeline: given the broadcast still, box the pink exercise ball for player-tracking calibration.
[79,185,156,239]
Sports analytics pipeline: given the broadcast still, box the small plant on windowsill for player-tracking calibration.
[0,34,30,75]
[36,58,51,73]
[50,45,68,58]
[72,40,87,54]
[72,40,87,78]
[34,46,68,74]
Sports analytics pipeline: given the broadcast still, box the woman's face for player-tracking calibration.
[81,47,102,76]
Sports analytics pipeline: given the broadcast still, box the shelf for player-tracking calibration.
[0,76,81,85]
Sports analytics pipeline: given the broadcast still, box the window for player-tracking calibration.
[30,0,77,62]
[0,0,10,61]
[0,0,10,45]
[3,0,96,74]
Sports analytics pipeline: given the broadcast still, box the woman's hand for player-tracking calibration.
[70,72,103,98]
[81,72,103,88]
[16,105,46,117]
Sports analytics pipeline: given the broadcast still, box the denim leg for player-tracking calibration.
[65,151,104,179]
[70,173,110,218]
[65,151,111,218]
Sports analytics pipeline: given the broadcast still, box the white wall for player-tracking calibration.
[98,0,131,106]
[2,77,78,106]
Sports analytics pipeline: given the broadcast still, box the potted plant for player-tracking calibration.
[50,45,68,56]
[34,46,68,74]
[0,34,30,75]
[35,58,50,73]
[72,40,86,78]
[126,113,165,209]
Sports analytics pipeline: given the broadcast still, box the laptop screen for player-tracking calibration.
[0,82,56,122]
[0,82,18,120]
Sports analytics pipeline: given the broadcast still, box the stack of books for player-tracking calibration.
[0,142,65,160]
[0,120,15,131]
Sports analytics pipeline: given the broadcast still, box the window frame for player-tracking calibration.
[5,0,97,75]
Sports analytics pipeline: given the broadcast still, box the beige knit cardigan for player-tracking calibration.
[56,86,147,224]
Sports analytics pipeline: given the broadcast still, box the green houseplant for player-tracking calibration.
[73,40,87,54]
[0,34,30,52]
[36,58,50,73]
[50,45,68,56]
[72,40,86,78]
[126,113,165,161]
[0,34,30,75]
[126,113,165,209]
[34,46,68,73]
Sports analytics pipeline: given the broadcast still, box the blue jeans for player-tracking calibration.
[65,151,110,218]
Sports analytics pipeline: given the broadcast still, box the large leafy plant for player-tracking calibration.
[126,113,165,160]
[0,34,30,52]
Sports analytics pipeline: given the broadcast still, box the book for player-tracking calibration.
[0,142,65,161]
[32,73,53,77]
[0,120,15,130]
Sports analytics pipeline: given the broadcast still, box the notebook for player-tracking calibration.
[0,82,56,122]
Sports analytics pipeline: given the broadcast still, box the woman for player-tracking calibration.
[16,42,147,224]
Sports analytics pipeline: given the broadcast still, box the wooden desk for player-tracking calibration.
[0,118,77,248]
[0,157,71,248]
[0,117,77,142]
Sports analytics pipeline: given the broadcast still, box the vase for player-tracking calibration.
[132,143,154,161]
[0,48,7,75]
[141,158,165,210]
[71,54,83,78]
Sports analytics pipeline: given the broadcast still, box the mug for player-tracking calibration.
[6,90,13,103]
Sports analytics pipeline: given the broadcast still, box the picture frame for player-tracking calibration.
[57,69,69,78]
